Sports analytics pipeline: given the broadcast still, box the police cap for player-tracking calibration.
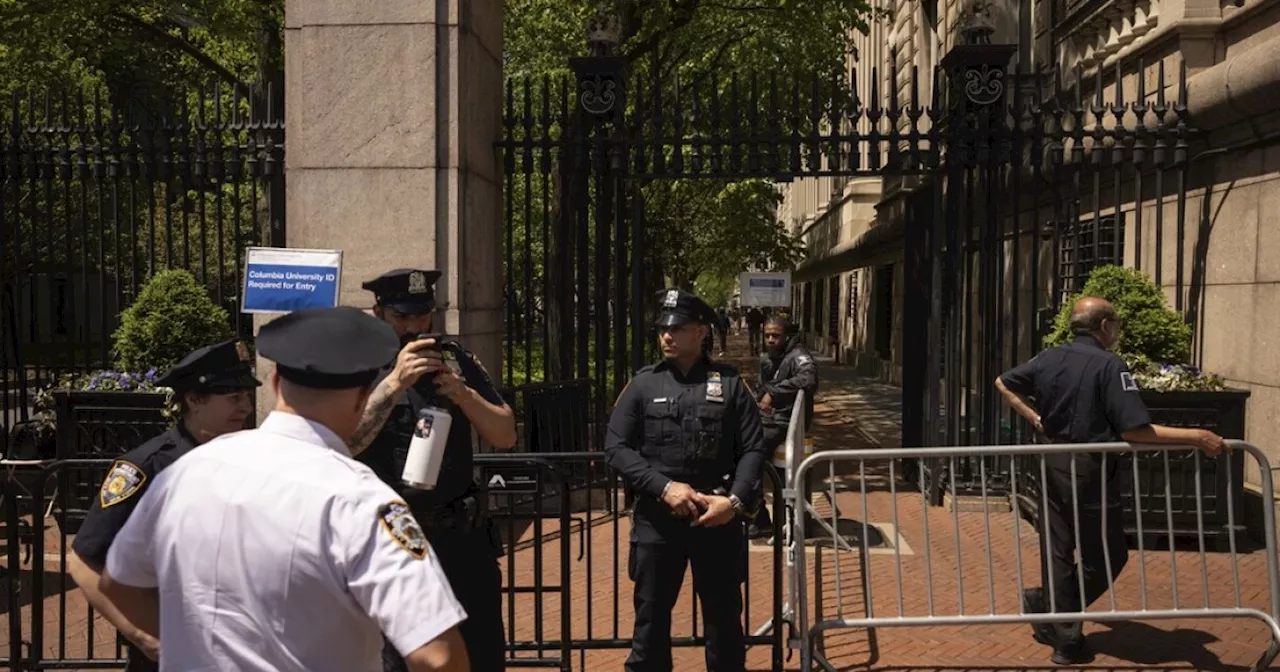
[361,268,442,315]
[156,339,260,395]
[654,288,716,328]
[257,306,401,389]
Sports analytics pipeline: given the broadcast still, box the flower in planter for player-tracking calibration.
[32,370,181,438]
[1045,265,1225,392]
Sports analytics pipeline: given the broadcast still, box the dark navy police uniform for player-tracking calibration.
[999,334,1151,656]
[358,268,508,672]
[71,339,259,672]
[606,289,768,672]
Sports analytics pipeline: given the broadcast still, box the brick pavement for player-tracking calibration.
[2,334,1278,671]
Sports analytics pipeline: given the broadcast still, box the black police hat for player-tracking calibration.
[156,339,260,395]
[654,288,716,328]
[257,306,401,389]
[361,268,442,315]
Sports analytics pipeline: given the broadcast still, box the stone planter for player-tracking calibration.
[52,390,170,534]
[1124,388,1250,549]
[1015,388,1249,550]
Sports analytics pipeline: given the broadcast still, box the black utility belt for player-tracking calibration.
[411,494,484,530]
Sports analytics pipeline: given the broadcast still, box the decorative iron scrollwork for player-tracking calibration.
[579,75,619,117]
[963,65,1005,106]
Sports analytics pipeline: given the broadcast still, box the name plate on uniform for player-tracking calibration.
[484,466,540,494]
[242,247,343,314]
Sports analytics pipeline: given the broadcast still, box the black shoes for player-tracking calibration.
[1022,588,1094,665]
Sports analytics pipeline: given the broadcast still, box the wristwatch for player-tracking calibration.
[727,494,745,517]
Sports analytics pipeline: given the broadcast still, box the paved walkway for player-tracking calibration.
[1,335,1277,671]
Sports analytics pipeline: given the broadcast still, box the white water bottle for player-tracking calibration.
[401,406,453,490]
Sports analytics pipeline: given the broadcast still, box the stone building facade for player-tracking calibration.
[784,0,1280,506]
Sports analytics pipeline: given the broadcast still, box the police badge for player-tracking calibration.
[408,271,428,295]
[663,290,680,308]
[235,341,252,362]
[379,500,429,559]
[705,371,724,403]
[100,460,146,508]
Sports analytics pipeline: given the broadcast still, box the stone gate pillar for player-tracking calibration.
[258,0,504,416]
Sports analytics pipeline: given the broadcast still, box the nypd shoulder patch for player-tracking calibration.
[100,460,146,509]
[796,354,813,366]
[378,501,429,560]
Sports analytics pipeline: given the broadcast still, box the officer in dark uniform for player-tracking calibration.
[606,288,769,672]
[67,339,259,671]
[749,315,817,538]
[995,296,1227,665]
[346,268,517,672]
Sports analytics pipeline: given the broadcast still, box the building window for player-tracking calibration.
[1059,214,1124,300]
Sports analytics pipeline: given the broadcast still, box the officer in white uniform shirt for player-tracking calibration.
[98,306,471,672]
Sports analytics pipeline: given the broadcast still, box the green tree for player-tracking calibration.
[504,0,873,380]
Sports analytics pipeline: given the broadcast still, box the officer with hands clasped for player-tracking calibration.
[606,288,769,672]
[68,339,258,671]
[346,268,517,672]
[995,296,1228,665]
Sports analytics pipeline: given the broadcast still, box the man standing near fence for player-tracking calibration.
[347,268,517,672]
[995,296,1227,665]
[748,316,817,540]
[67,339,258,671]
[606,288,768,672]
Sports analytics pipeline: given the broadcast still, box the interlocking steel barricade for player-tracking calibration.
[0,454,786,671]
[789,440,1280,672]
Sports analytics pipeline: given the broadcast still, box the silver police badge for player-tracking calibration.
[663,290,679,308]
[379,500,429,559]
[100,460,146,508]
[408,271,428,295]
[706,371,724,403]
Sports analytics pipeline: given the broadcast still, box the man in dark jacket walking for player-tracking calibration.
[749,316,818,538]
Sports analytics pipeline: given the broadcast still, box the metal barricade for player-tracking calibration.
[788,440,1280,672]
[2,454,788,671]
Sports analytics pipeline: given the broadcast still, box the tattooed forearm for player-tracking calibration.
[347,379,403,456]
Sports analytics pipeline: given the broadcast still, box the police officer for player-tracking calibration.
[995,296,1227,665]
[100,306,470,671]
[68,339,258,671]
[606,288,769,672]
[346,268,516,672]
[749,316,817,539]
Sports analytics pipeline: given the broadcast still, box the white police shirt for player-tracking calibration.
[105,412,467,672]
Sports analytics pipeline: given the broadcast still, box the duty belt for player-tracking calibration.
[412,494,483,530]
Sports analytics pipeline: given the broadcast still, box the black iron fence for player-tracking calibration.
[0,456,786,671]
[1,84,285,453]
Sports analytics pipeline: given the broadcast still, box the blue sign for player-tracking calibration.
[242,247,343,314]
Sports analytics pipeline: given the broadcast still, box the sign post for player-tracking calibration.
[242,247,343,314]
[739,272,792,307]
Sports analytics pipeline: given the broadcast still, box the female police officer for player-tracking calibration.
[67,339,258,670]
[346,268,517,672]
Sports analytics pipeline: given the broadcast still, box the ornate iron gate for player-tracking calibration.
[0,85,285,452]
[499,36,1194,494]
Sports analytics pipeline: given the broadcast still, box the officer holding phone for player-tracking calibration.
[347,268,518,672]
